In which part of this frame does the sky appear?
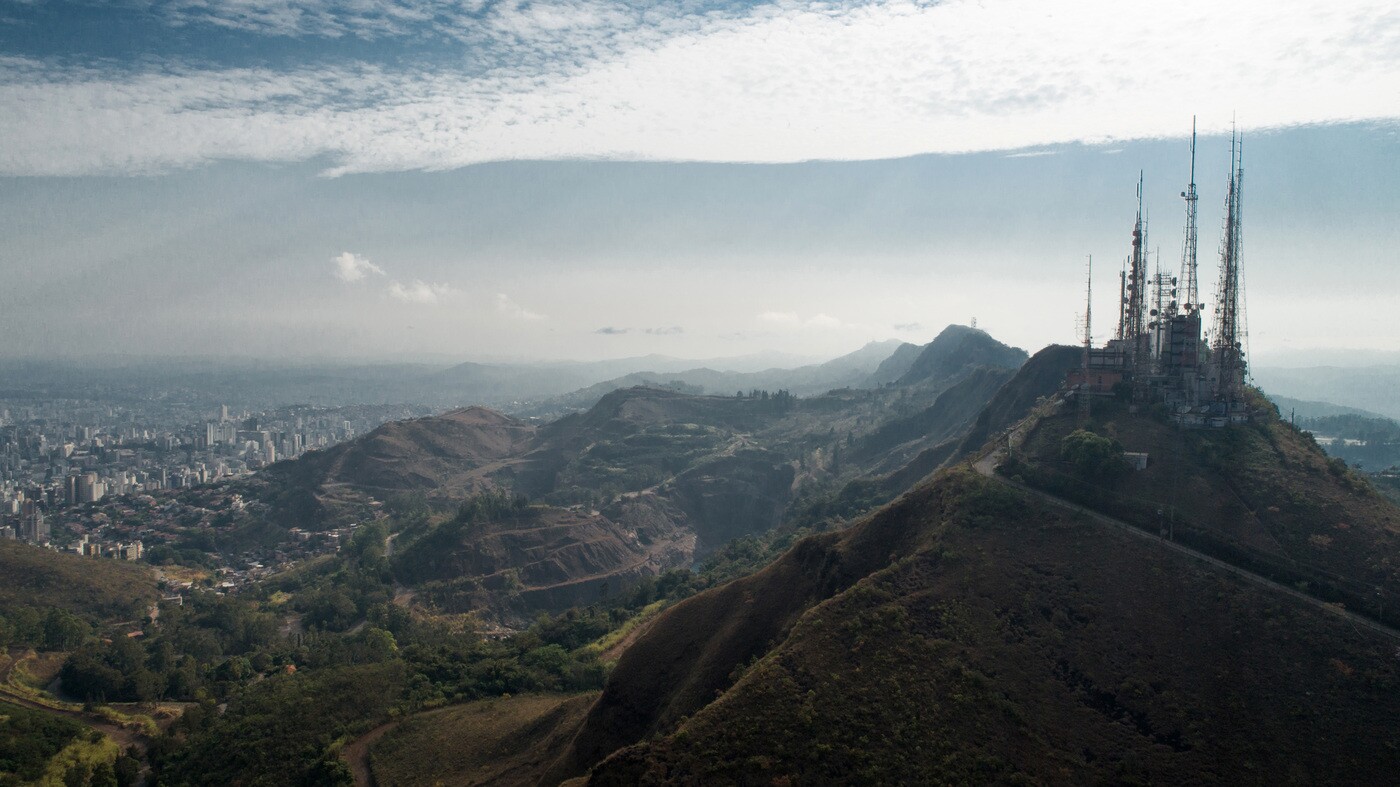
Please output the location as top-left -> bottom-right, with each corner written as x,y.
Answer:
1,0 -> 1397,364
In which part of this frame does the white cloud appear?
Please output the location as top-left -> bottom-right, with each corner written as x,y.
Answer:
2,0 -> 1399,175
495,293 -> 546,320
332,251 -> 383,282
759,311 -> 844,329
387,279 -> 455,303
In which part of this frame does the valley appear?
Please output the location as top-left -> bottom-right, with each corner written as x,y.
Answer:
4,327 -> 1399,786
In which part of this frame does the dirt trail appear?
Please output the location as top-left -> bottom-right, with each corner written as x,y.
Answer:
341,719 -> 400,787
0,685 -> 149,754
2,650 -> 162,784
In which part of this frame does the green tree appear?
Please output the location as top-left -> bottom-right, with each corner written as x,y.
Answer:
1060,429 -> 1132,482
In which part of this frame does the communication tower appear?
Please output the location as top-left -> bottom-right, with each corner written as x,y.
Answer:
1211,131 -> 1247,405
1079,255 -> 1093,425
1178,117 -> 1200,315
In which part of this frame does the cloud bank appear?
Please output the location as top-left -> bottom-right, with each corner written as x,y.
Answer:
2,0 -> 1397,176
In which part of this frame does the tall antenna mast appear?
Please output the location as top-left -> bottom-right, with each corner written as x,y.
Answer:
1117,263 -> 1127,342
1127,172 -> 1148,375
1213,127 -> 1246,404
1080,255 -> 1093,425
1150,247 -> 1170,367
1179,117 -> 1200,314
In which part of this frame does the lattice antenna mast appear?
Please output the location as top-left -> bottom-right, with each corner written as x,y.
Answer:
1213,129 -> 1246,402
1150,248 -> 1170,366
1127,173 -> 1148,371
1079,255 -> 1093,424
1116,263 -> 1127,342
1179,117 -> 1200,315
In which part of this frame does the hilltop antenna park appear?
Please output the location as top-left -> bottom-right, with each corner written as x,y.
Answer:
1067,120 -> 1253,428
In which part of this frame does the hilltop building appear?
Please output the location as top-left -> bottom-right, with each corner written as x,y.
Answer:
1068,123 -> 1253,428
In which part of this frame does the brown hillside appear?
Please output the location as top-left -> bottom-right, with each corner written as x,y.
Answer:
322,406 -> 536,495
1007,394 -> 1400,621
256,406 -> 538,527
369,693 -> 598,787
561,468 -> 1400,784
856,365 -> 1016,473
554,387 -> 769,437
544,473 -> 953,782
0,540 -> 157,624
956,344 -> 1082,458
397,503 -> 693,621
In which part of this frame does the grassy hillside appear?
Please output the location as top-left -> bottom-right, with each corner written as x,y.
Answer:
392,498 -> 692,620
0,540 -> 156,626
566,468 -> 1400,784
956,344 -> 1081,458
368,693 -> 597,786
1003,391 -> 1400,623
256,406 -> 538,526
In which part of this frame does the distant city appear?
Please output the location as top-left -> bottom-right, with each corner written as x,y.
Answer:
0,395 -> 433,563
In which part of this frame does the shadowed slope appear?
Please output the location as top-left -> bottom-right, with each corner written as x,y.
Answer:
566,467 -> 1400,784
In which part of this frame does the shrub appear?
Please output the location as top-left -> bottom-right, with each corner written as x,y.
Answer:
1060,430 -> 1131,483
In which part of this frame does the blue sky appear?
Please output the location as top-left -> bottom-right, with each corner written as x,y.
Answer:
1,0 -> 1398,362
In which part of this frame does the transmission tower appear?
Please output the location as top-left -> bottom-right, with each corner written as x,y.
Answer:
1178,117 -> 1200,315
1126,173 -> 1149,375
1148,252 -> 1173,370
1212,131 -> 1246,403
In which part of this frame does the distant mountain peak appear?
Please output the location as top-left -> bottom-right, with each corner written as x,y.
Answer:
895,324 -> 1028,387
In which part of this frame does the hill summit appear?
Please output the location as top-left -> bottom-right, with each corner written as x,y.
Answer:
897,324 -> 1028,387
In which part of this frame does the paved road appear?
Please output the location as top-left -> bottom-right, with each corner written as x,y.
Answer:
973,446 -> 1400,643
